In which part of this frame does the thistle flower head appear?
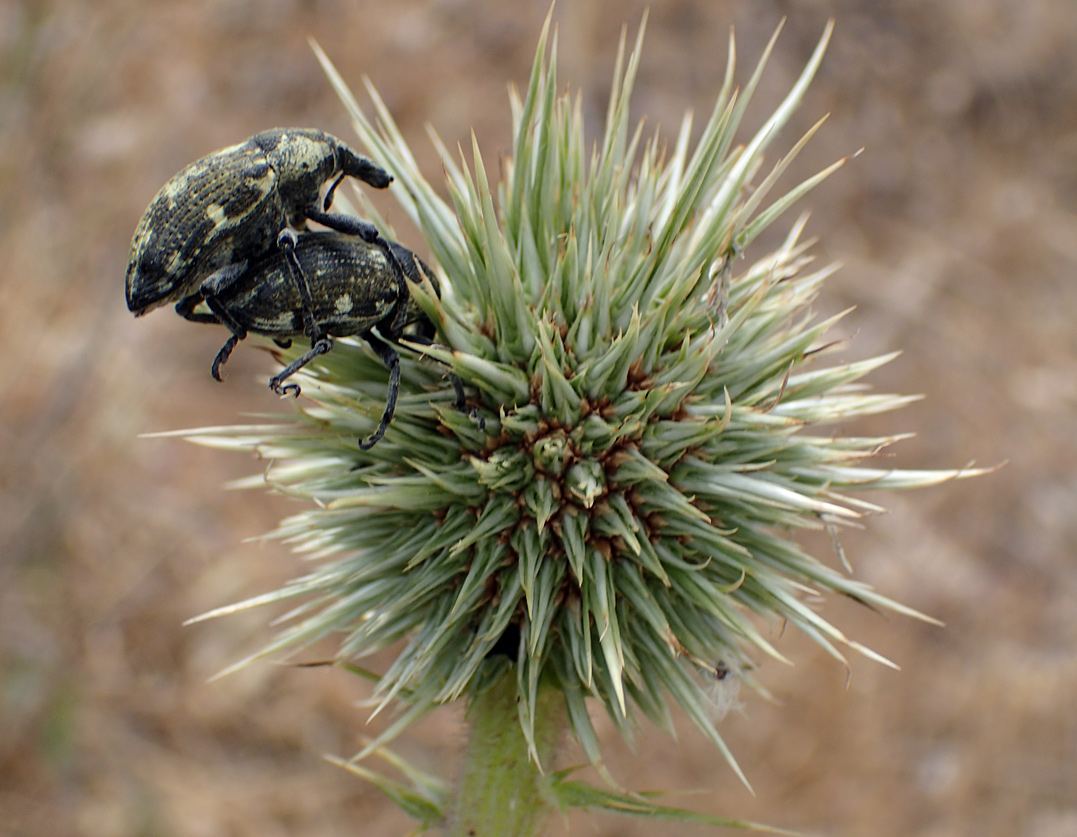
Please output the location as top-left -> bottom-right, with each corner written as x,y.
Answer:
185,16 -> 982,789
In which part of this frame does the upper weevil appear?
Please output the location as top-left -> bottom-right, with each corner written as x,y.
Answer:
125,128 -> 391,322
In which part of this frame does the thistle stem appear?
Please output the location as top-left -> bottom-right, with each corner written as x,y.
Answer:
447,671 -> 566,837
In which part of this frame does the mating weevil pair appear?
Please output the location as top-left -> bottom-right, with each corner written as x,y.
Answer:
126,127 -> 477,448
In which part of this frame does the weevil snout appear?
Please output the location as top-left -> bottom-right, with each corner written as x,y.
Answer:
335,142 -> 393,190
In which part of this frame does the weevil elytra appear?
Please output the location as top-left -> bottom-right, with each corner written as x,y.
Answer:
126,128 -> 392,334
178,219 -> 477,449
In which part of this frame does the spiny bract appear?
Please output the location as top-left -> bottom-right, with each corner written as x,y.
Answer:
182,18 -> 981,785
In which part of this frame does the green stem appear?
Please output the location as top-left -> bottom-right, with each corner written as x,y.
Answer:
446,671 -> 567,837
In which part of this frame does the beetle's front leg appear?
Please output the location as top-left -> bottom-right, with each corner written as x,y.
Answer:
202,295 -> 249,382
303,206 -> 380,243
175,293 -> 219,325
268,337 -> 334,397
322,173 -> 347,213
359,333 -> 401,450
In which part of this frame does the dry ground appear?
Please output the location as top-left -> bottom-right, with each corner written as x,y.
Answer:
1,1 -> 1074,835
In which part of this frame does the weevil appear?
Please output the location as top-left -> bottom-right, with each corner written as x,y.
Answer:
179,219 -> 477,449
126,128 -> 392,340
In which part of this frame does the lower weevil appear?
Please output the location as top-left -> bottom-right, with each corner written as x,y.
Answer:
179,221 -> 477,449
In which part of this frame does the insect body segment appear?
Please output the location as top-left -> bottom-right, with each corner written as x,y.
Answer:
125,128 -> 391,317
204,233 -> 426,343
185,230 -> 447,449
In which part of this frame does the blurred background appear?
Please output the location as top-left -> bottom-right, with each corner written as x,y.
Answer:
1,1 -> 1074,835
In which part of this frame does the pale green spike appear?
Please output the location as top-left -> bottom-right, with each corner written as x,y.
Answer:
815,462 -> 995,489
609,446 -> 670,486
535,319 -> 583,422
521,478 -> 558,533
508,9 -> 555,230
448,496 -> 520,557
468,136 -> 533,355
559,509 -> 588,583
784,351 -> 902,396
592,494 -> 642,557
579,311 -> 642,398
447,352 -> 531,403
512,524 -> 540,605
597,15 -> 648,200
734,114 -> 830,229
325,483 -> 452,511
775,392 -> 924,423
587,549 -> 627,716
740,152 -> 854,250
565,600 -> 594,690
528,560 -> 564,657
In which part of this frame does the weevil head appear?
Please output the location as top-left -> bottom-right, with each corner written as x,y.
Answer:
257,129 -> 392,227
386,242 -> 440,339
390,243 -> 441,301
256,128 -> 340,217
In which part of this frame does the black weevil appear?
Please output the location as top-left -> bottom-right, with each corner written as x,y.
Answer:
126,128 -> 392,340
179,220 -> 476,449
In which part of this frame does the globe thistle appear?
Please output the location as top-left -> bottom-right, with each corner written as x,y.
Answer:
178,15 -> 984,834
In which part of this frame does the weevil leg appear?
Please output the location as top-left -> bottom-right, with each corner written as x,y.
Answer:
268,336 -> 334,398
273,338 -> 293,349
323,172 -> 347,211
204,295 -> 247,338
303,207 -> 379,244
358,333 -> 401,450
199,262 -> 248,297
202,296 -> 249,381
379,243 -> 413,338
211,334 -> 242,382
276,228 -> 320,341
400,333 -> 485,431
447,372 -> 486,430
175,293 -> 219,325
451,374 -> 485,430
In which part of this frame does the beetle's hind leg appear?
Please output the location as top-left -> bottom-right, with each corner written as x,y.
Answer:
268,336 -> 334,398
358,333 -> 401,450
